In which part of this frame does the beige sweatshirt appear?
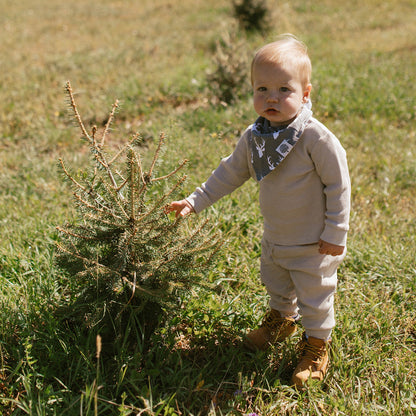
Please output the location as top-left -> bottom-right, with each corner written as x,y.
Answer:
186,115 -> 350,247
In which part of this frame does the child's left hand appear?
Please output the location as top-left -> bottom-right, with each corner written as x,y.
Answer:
318,239 -> 344,256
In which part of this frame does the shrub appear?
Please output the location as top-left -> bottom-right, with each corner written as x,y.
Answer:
56,82 -> 222,348
206,30 -> 251,104
232,0 -> 271,34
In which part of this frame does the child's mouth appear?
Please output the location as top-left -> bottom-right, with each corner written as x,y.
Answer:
266,108 -> 279,115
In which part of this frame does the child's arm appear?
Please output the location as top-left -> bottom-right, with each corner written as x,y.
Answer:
167,199 -> 195,218
169,130 -> 252,216
310,128 -> 350,249
318,239 -> 344,256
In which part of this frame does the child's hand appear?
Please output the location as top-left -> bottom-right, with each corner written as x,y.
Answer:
318,239 -> 344,256
166,199 -> 195,218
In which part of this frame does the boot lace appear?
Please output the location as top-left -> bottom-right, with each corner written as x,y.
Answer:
261,312 -> 282,329
298,338 -> 326,364
261,311 -> 296,336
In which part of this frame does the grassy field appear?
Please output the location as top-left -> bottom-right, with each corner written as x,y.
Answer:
1,0 -> 416,414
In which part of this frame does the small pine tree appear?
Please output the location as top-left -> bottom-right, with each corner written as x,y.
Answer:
206,30 -> 251,104
57,81 -> 222,348
232,0 -> 271,34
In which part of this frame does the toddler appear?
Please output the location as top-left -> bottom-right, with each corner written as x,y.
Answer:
168,34 -> 350,387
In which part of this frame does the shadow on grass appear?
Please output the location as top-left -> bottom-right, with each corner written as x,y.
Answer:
121,317 -> 300,414
1,291 -> 301,415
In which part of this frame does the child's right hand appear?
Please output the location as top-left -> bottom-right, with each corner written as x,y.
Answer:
166,199 -> 195,218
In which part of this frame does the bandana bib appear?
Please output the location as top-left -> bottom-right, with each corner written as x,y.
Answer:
249,104 -> 312,181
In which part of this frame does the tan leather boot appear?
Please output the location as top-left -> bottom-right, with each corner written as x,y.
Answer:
291,333 -> 330,387
244,309 -> 297,352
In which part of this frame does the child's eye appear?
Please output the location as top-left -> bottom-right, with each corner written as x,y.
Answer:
257,87 -> 267,92
280,87 -> 291,93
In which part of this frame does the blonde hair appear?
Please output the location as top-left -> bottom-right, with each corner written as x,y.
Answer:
251,34 -> 312,87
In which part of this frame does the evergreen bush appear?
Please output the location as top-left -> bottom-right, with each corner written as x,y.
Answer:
232,0 -> 271,34
56,82 -> 222,349
206,30 -> 251,105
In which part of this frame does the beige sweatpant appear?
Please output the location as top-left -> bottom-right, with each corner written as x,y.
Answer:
260,238 -> 346,340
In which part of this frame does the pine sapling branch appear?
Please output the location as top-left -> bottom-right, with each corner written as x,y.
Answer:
131,175 -> 187,226
127,150 -> 137,222
127,145 -> 146,191
100,100 -> 119,148
152,159 -> 188,182
65,81 -> 93,144
84,212 -> 126,229
65,81 -> 123,199
99,179 -> 129,219
93,151 -> 122,197
147,133 -> 165,181
56,226 -> 103,241
59,158 -> 89,193
73,192 -> 125,220
91,125 -> 97,141
108,135 -> 139,166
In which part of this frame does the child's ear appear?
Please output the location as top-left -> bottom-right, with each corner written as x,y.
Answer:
303,84 -> 312,102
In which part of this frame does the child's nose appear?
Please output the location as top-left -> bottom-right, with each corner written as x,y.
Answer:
266,91 -> 279,102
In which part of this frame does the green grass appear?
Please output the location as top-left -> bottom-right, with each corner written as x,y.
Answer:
1,0 -> 416,414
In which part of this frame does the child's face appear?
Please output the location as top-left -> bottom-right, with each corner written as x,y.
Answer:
252,61 -> 311,127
